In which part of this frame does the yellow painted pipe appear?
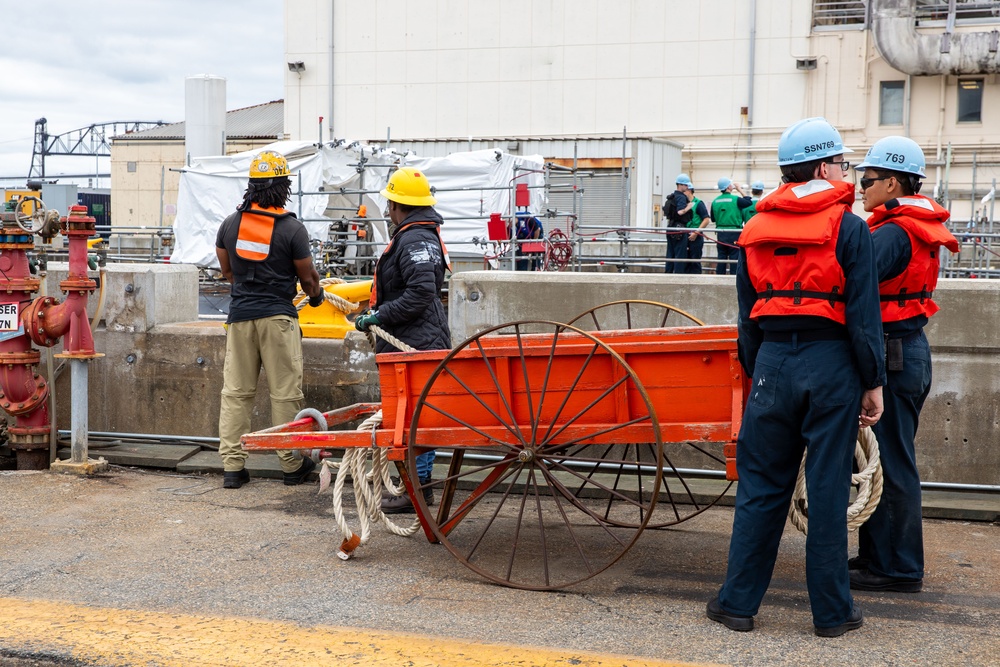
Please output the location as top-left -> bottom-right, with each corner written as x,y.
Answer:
298,279 -> 372,339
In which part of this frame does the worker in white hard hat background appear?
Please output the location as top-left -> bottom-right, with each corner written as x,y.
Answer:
356,166 -> 451,514
215,150 -> 324,490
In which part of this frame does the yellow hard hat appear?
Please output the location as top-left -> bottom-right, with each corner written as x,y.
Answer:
249,151 -> 289,179
381,167 -> 436,206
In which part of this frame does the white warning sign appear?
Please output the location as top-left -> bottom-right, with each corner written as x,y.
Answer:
0,304 -> 18,331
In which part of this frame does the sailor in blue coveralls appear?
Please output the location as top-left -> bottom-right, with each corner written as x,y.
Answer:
706,118 -> 886,637
850,137 -> 959,593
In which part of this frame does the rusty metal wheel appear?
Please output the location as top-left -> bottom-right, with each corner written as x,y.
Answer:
406,320 -> 662,590
566,301 -> 732,529
566,299 -> 705,330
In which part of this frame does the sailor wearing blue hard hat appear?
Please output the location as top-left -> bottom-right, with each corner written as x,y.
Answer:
709,117 -> 885,638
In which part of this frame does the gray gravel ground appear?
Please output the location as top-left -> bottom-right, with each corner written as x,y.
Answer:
1,467 -> 998,666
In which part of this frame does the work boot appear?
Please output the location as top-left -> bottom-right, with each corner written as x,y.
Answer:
850,569 -> 923,593
814,606 -> 864,637
223,469 -> 250,489
380,478 -> 434,514
848,555 -> 870,571
283,456 -> 316,486
706,597 -> 754,632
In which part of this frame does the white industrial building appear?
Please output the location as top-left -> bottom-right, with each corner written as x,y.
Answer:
282,0 -> 1000,232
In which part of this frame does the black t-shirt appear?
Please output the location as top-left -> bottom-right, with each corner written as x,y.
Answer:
215,209 -> 312,324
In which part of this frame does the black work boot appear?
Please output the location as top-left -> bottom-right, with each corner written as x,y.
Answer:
223,469 -> 250,489
283,456 -> 316,486
380,477 -> 434,514
380,491 -> 415,514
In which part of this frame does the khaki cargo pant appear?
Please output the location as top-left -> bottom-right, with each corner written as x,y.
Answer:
218,315 -> 305,474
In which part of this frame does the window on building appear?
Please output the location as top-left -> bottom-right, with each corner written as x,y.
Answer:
958,79 -> 984,123
812,1 -> 867,28
879,81 -> 905,125
916,1 -> 1000,26
127,161 -> 137,173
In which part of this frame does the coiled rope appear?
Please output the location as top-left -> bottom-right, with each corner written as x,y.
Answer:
308,321 -> 422,560
788,426 -> 883,535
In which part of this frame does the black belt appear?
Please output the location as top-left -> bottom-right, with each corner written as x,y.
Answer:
763,329 -> 847,343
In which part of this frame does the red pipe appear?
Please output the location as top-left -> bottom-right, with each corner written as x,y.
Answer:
0,205 -> 98,469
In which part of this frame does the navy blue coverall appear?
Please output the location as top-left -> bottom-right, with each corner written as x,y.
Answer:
665,190 -> 692,273
717,207 -> 886,630
856,222 -> 929,582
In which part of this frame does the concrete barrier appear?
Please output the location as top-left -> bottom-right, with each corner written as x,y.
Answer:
9,263 -> 996,486
450,271 -> 1000,485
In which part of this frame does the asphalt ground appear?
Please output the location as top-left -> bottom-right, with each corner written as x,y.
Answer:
1,466 -> 998,667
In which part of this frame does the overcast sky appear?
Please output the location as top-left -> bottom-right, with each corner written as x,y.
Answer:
0,1 -> 284,184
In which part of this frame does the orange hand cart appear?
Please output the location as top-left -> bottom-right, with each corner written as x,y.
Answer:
243,303 -> 747,591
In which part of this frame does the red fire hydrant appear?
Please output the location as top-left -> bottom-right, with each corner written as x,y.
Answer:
0,204 -> 101,469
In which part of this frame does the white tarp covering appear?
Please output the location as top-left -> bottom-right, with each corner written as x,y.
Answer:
171,140 -> 545,268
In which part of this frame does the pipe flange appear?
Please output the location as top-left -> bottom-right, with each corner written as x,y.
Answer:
1,278 -> 41,293
0,349 -> 41,365
7,426 -> 51,448
1,383 -> 49,416
59,278 -> 97,291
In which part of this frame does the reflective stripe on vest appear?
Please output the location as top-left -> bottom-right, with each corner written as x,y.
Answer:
235,206 -> 285,261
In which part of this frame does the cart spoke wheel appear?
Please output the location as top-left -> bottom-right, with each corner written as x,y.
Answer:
564,300 -> 732,529
407,320 -> 662,590
555,441 -> 733,529
566,299 -> 705,331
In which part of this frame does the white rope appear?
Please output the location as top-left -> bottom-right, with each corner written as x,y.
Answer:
788,426 -> 884,535
293,276 -> 364,316
316,327 -> 421,560
319,409 -> 421,560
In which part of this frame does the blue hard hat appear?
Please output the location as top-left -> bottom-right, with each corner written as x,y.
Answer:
854,136 -> 926,178
751,180 -> 765,191
718,177 -> 733,191
675,173 -> 692,187
777,117 -> 854,166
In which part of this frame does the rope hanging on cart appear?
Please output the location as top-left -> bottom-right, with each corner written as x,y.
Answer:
788,426 -> 884,535
317,327 -> 422,560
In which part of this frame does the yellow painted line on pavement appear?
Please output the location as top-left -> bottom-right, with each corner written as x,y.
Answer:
0,597 -> 727,667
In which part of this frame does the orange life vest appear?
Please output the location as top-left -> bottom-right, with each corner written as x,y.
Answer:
741,180 -> 856,323
370,221 -> 451,306
235,205 -> 287,261
867,195 -> 959,322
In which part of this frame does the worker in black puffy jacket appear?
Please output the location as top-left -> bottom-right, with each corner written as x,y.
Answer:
355,166 -> 451,512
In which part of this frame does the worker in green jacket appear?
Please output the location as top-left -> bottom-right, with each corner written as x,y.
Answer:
711,177 -> 753,275
742,180 -> 766,224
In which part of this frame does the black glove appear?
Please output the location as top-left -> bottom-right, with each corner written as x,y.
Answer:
354,311 -> 380,332
308,292 -> 324,308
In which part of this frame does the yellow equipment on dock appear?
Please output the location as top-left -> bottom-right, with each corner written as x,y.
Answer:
297,279 -> 372,339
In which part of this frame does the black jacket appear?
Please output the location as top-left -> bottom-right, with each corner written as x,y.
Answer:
373,207 -> 452,353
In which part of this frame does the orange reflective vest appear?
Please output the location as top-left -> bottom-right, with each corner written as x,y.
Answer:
235,205 -> 287,261
741,180 -> 856,323
370,221 -> 451,306
868,195 -> 959,322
